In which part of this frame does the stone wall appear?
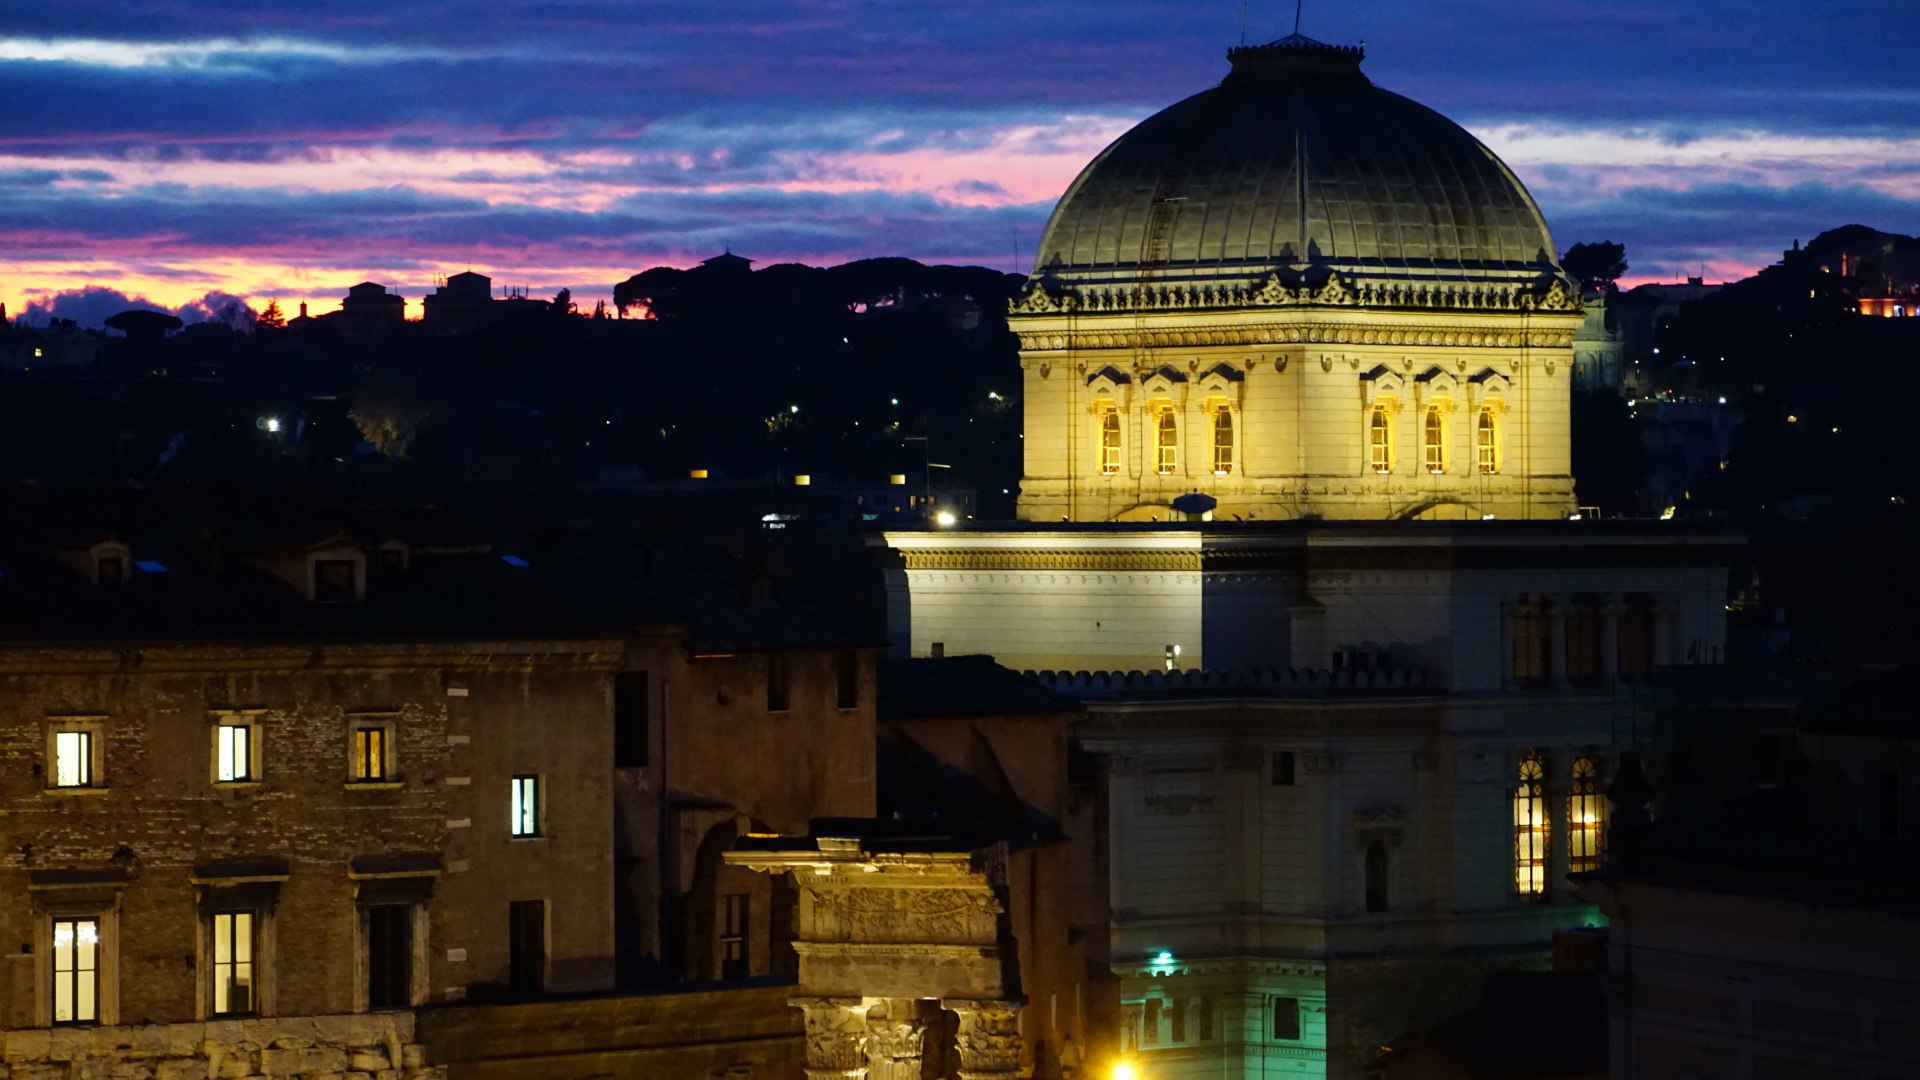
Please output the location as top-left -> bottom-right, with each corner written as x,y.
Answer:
0,1012 -> 440,1080
419,983 -> 803,1080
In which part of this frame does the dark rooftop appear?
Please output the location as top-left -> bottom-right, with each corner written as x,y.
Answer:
878,655 -> 1083,720
1796,662 -> 1920,737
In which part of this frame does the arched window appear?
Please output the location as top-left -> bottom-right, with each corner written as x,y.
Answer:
1369,405 -> 1392,473
1100,407 -> 1122,475
1569,755 -> 1604,873
1424,405 -> 1445,473
1155,408 -> 1178,475
1514,753 -> 1549,898
1477,407 -> 1498,473
1211,407 -> 1234,475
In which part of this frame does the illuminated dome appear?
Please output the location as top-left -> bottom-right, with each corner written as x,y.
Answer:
1033,35 -> 1559,291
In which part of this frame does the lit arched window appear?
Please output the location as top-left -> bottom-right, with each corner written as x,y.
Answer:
1155,408 -> 1178,475
1514,752 -> 1549,897
1569,755 -> 1604,873
1424,405 -> 1445,473
1100,407 -> 1121,475
1211,407 -> 1234,475
1369,405 -> 1392,473
1477,407 -> 1498,473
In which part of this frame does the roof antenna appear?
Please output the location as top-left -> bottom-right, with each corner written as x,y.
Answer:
1294,0 -> 1303,35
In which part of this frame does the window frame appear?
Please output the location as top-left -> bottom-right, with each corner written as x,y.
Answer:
46,716 -> 105,792
1369,404 -> 1392,473
346,716 -> 398,785
1210,404 -> 1234,476
1154,406 -> 1178,475
1514,752 -> 1551,899
719,892 -> 750,979
1098,405 -> 1122,475
211,710 -> 264,786
209,910 -> 257,1016
1423,404 -> 1446,473
1569,755 -> 1605,874
50,915 -> 102,1025
312,557 -> 360,602
1272,996 -> 1302,1041
1476,406 -> 1498,473
509,774 -> 543,838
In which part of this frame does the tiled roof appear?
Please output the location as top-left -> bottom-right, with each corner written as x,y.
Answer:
1796,663 -> 1920,737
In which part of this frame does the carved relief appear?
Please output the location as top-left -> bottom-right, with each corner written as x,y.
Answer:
807,886 -> 1002,945
899,550 -> 1203,572
866,1003 -> 928,1080
795,997 -> 874,1080
945,999 -> 1023,1080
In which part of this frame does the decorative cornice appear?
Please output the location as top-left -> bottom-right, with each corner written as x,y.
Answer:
1012,271 -> 1581,320
1017,322 -> 1575,353
899,549 -> 1202,572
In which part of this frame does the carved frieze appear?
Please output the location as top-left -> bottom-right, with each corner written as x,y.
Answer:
898,550 -> 1203,572
806,885 -> 1003,946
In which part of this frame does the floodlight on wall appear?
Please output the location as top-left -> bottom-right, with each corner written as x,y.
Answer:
935,511 -> 957,526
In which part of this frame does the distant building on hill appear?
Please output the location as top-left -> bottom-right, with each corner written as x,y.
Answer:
331,281 -> 407,338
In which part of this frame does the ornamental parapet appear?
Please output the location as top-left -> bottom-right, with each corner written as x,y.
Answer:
1025,665 -> 1432,695
1010,269 -> 1582,319
1015,322 -> 1576,353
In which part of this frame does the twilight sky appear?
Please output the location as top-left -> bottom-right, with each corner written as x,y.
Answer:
3,0 -> 1917,324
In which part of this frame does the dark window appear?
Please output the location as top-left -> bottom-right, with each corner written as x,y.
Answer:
1143,998 -> 1161,1045
613,671 -> 649,767
1364,841 -> 1389,912
1273,996 -> 1301,1040
96,557 -> 123,583
315,559 -> 357,602
1513,594 -> 1549,688
1273,750 -> 1296,786
766,657 -> 789,712
720,893 -> 749,979
930,642 -> 945,658
1619,593 -> 1656,683
366,904 -> 412,1009
378,547 -> 406,569
835,651 -> 860,710
509,900 -> 546,995
1170,997 -> 1186,1042
1566,595 -> 1604,687
1882,770 -> 1902,838
1199,997 -> 1216,1041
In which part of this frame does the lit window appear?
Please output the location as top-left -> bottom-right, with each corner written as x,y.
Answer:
1514,753 -> 1550,897
215,724 -> 252,783
1569,756 -> 1604,873
210,912 -> 254,1015
1424,405 -> 1445,473
1211,406 -> 1233,475
53,730 -> 93,788
720,893 -> 749,978
1099,407 -> 1121,475
1155,409 -> 1178,474
1477,407 -> 1497,473
1369,405 -> 1391,473
351,726 -> 388,782
510,775 -> 540,837
52,917 -> 99,1023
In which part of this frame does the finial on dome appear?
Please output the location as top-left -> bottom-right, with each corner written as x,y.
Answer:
1225,33 -> 1367,85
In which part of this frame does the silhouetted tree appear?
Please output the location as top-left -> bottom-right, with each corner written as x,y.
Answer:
256,299 -> 287,330
1562,241 -> 1628,293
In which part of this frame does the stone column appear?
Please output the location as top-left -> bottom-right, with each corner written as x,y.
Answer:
1545,594 -> 1570,689
866,999 -> 929,1080
795,996 -> 875,1080
1600,596 -> 1621,685
944,999 -> 1023,1080
1498,600 -> 1516,690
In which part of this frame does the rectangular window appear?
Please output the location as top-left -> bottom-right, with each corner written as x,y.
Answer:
509,900 -> 546,995
1619,593 -> 1657,683
1273,750 -> 1296,786
53,730 -> 93,788
1272,996 -> 1301,1041
1143,998 -> 1161,1045
835,651 -> 860,710
314,559 -> 357,602
351,726 -> 388,782
1369,404 -> 1392,473
1199,996 -> 1216,1041
1364,841 -> 1390,912
1211,408 -> 1233,475
1423,405 -> 1446,473
211,912 -> 254,1015
1100,409 -> 1121,474
96,556 -> 124,583
1477,407 -> 1498,473
766,656 -> 790,712
510,775 -> 541,837
365,904 -> 412,1009
1170,997 -> 1187,1042
613,671 -> 649,767
1566,595 -> 1604,687
1513,595 -> 1549,688
216,724 -> 252,783
720,893 -> 749,979
51,917 -> 99,1024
